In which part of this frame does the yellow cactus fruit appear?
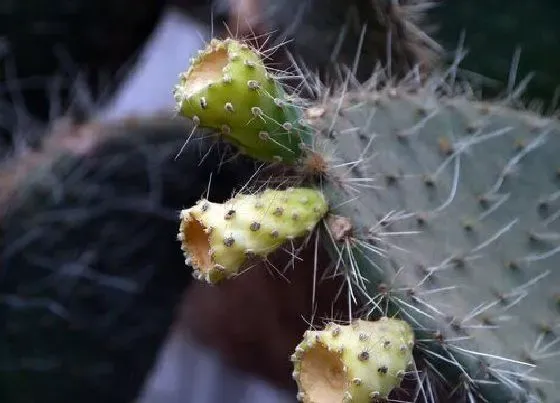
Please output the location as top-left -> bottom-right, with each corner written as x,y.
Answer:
177,187 -> 328,284
292,317 -> 415,402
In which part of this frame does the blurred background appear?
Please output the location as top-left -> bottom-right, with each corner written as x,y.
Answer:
1,1 -> 559,402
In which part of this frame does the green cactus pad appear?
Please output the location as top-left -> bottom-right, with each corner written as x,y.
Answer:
178,187 -> 328,284
173,38 -> 312,163
292,317 -> 414,402
302,82 -> 560,401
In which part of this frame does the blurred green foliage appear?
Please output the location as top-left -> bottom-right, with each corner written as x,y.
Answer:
431,1 -> 560,108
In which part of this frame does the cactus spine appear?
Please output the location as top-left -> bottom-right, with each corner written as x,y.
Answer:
175,36 -> 560,402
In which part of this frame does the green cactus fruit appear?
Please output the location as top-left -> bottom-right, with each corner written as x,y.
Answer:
178,187 -> 328,284
291,317 -> 414,402
173,38 -> 313,163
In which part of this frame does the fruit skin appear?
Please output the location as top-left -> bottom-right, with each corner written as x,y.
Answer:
178,187 -> 328,284
173,38 -> 312,164
292,317 -> 414,402
0,117 -> 258,402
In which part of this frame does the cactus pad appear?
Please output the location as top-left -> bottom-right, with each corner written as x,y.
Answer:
303,83 -> 560,401
292,317 -> 414,402
173,38 -> 312,163
178,187 -> 328,284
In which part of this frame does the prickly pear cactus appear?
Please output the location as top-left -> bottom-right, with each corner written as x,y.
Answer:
175,37 -> 560,402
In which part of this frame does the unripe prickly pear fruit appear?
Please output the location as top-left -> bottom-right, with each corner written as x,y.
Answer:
178,187 -> 328,284
173,38 -> 312,163
292,317 -> 414,403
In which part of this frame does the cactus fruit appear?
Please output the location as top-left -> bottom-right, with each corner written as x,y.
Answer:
292,317 -> 414,402
0,116 -> 259,402
174,36 -> 560,401
178,187 -> 328,284
173,38 -> 312,163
